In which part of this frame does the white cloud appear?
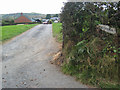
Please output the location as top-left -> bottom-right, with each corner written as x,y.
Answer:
0,0 -> 67,14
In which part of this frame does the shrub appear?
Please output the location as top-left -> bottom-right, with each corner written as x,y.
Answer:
60,2 -> 120,88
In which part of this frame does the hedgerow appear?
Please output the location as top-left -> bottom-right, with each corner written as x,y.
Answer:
60,2 -> 120,88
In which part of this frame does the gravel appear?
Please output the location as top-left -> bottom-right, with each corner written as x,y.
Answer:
2,24 -> 88,88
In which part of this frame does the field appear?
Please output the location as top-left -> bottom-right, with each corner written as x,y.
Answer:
52,23 -> 62,42
1,24 -> 38,42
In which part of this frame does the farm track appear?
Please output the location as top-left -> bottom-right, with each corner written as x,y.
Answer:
2,24 -> 88,88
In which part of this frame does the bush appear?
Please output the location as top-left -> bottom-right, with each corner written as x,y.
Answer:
60,2 -> 120,88
2,19 -> 16,26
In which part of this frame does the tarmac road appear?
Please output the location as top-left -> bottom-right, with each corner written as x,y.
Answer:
2,24 -> 88,88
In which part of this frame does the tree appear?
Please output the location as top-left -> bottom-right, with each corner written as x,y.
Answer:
46,14 -> 51,19
53,14 -> 58,17
2,19 -> 15,26
35,19 -> 42,23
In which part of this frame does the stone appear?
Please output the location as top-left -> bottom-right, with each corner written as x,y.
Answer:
23,82 -> 27,85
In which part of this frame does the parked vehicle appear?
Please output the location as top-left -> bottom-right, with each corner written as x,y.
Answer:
42,20 -> 52,24
43,21 -> 48,24
54,20 -> 58,23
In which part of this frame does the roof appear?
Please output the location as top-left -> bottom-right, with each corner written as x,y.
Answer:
14,14 -> 32,23
15,14 -> 31,21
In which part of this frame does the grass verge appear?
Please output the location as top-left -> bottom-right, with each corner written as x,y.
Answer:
62,63 -> 120,89
52,23 -> 62,42
1,24 -> 38,42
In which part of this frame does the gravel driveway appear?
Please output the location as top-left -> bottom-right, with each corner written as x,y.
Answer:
2,24 -> 88,88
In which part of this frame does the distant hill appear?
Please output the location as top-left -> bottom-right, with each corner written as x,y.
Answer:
1,13 -> 46,20
1,13 -> 60,21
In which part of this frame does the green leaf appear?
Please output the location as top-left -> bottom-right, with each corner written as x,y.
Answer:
113,50 -> 117,53
77,40 -> 86,46
82,28 -> 85,31
114,55 -> 117,57
78,48 -> 85,53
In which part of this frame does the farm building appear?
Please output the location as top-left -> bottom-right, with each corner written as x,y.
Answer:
14,13 -> 32,23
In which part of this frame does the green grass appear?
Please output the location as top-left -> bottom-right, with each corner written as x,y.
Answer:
1,24 -> 38,42
61,37 -> 120,89
62,63 -> 120,89
98,81 -> 120,89
52,23 -> 62,42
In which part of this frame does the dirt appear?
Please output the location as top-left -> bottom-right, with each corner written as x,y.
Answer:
1,24 -> 88,88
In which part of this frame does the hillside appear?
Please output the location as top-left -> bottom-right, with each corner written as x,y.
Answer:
1,13 -> 60,20
1,13 -> 46,20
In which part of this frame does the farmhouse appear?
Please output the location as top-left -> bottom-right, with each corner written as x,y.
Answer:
14,13 -> 32,23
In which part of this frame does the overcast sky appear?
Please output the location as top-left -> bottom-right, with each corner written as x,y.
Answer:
0,0 -> 67,14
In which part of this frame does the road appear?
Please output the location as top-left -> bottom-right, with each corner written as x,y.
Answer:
2,24 -> 88,88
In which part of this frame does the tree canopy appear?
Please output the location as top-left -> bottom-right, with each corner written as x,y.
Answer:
46,14 -> 51,19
